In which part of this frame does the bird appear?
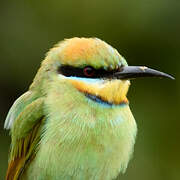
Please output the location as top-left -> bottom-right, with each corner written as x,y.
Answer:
4,37 -> 174,180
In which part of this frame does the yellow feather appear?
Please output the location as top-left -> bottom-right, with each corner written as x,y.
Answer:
69,78 -> 130,104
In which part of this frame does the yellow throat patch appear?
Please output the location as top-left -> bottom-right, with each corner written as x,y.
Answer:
67,78 -> 130,105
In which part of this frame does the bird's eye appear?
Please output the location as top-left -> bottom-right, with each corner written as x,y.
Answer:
83,66 -> 95,77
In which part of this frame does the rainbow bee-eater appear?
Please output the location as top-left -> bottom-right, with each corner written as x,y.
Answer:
4,37 -> 174,180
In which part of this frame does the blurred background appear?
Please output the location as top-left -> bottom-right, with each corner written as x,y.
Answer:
0,0 -> 179,179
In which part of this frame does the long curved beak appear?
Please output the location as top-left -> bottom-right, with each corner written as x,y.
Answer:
113,66 -> 175,80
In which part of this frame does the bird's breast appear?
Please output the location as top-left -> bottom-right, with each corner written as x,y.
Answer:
23,78 -> 137,180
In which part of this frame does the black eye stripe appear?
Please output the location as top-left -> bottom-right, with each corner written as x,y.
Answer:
58,66 -> 84,77
58,65 -> 121,78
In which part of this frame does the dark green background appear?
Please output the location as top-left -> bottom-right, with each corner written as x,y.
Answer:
0,0 -> 179,179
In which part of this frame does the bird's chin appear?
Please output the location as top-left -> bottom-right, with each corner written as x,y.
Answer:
62,76 -> 130,105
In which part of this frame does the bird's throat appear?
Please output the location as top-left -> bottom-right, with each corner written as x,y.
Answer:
69,78 -> 130,105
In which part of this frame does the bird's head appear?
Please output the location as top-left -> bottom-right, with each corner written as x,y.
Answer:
31,37 -> 174,106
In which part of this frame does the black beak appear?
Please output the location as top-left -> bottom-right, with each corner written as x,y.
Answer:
113,66 -> 175,80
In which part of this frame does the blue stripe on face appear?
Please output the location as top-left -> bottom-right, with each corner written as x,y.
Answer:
60,75 -> 104,84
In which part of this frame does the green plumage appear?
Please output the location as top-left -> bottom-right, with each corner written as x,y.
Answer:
20,75 -> 137,180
